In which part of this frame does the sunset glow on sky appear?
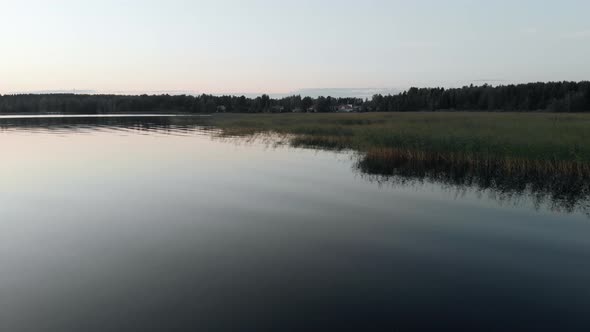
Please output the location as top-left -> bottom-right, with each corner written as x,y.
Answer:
2,0 -> 589,95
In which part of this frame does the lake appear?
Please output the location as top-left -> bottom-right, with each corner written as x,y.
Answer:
2,115 -> 590,331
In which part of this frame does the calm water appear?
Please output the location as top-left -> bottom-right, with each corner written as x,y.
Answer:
2,115 -> 590,331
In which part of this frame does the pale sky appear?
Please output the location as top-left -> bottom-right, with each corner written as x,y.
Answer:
1,0 -> 589,95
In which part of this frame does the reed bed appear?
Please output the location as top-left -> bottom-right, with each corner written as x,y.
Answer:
209,112 -> 590,163
205,112 -> 590,177
360,148 -> 590,179
198,112 -> 590,214
357,147 -> 590,214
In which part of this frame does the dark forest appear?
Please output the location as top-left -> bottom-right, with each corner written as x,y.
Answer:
1,81 -> 589,114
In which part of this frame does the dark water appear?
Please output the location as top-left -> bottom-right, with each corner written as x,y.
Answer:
2,115 -> 590,331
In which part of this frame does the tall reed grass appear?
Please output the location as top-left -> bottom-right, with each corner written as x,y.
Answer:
206,112 -> 590,177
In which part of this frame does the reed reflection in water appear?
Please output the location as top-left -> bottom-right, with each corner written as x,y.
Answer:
1,114 -> 589,216
356,148 -> 590,216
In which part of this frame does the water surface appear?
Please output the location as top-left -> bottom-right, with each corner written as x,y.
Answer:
2,115 -> 590,331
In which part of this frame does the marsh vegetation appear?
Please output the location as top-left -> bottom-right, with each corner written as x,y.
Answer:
205,112 -> 590,213
3,113 -> 589,214
208,112 -> 590,161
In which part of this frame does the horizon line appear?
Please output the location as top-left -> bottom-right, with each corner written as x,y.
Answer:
2,80 -> 589,98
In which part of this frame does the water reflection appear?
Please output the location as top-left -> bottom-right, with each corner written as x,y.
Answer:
356,153 -> 590,217
0,114 -> 214,136
3,115 -> 590,331
2,114 -> 589,217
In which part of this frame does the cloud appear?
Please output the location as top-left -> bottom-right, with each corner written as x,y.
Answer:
562,30 -> 590,40
520,27 -> 538,35
292,88 -> 399,98
7,89 -> 97,95
472,79 -> 507,83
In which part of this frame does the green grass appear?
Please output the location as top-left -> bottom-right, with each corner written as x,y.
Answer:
207,112 -> 590,163
200,112 -> 590,213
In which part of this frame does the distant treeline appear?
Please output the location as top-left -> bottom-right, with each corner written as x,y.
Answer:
1,81 -> 589,114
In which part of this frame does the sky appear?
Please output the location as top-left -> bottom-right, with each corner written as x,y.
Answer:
1,0 -> 589,96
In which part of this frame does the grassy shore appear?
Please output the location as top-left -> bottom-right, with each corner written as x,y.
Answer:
208,112 -> 590,159
203,112 -> 590,179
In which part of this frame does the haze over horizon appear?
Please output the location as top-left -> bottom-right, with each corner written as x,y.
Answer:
2,0 -> 589,96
